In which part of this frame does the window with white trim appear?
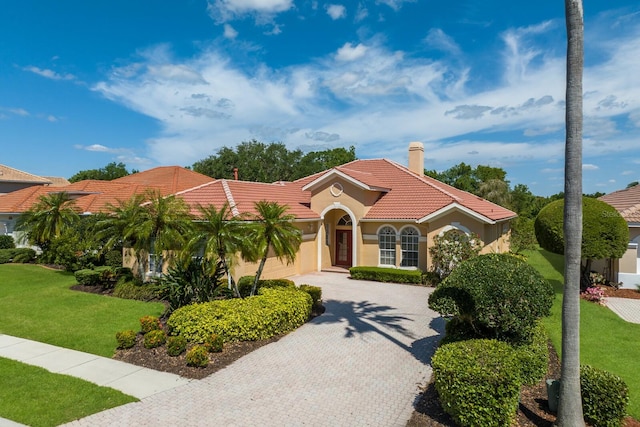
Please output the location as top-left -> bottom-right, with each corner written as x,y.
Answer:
400,227 -> 419,267
378,226 -> 396,266
337,214 -> 352,226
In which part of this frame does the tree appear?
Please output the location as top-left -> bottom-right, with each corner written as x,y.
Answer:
16,192 -> 79,253
250,201 -> 302,296
477,178 -> 511,207
557,0 -> 585,424
295,146 -> 357,178
626,181 -> 638,188
69,162 -> 134,183
425,163 -> 510,201
98,191 -> 193,278
429,229 -> 482,280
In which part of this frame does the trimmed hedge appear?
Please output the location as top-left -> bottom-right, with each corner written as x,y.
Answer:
115,330 -> 137,349
236,276 -> 296,297
512,322 -> 549,386
428,253 -> 554,344
113,280 -> 161,301
0,248 -> 36,264
166,335 -> 187,357
581,365 -> 629,427
431,339 -> 521,427
0,235 -> 15,249
349,266 -> 423,284
74,269 -> 102,286
298,284 -> 322,307
167,287 -> 312,343
143,329 -> 166,349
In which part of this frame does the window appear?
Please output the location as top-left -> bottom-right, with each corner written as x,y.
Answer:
337,214 -> 352,226
148,240 -> 163,276
378,226 -> 396,266
400,227 -> 419,267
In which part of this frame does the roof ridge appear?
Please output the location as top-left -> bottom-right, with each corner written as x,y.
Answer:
0,164 -> 51,184
173,179 -> 219,197
221,180 -> 240,217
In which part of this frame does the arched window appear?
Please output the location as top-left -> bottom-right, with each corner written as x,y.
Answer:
378,226 -> 396,266
337,214 -> 352,226
400,227 -> 419,267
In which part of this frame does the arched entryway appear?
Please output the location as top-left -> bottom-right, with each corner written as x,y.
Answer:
318,204 -> 357,270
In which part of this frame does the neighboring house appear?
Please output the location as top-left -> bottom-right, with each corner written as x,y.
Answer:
0,143 -> 517,279
599,185 -> 640,289
0,164 -> 70,195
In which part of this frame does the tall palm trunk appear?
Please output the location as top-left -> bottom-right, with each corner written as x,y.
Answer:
557,0 -> 585,425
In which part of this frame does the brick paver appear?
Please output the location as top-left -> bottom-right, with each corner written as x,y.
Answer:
606,297 -> 640,324
64,272 -> 443,426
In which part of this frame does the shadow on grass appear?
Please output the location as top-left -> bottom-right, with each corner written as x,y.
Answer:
312,299 -> 444,365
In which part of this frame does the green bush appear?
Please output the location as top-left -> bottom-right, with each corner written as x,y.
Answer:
104,249 -> 123,267
166,335 -> 187,357
298,284 -> 322,307
139,315 -> 162,334
512,322 -> 548,386
186,345 -> 209,367
113,280 -> 161,301
115,330 -> 137,349
431,339 -> 521,427
204,333 -> 224,353
0,249 -> 15,264
74,269 -> 102,286
167,287 -> 312,343
0,235 -> 15,249
581,365 -> 629,427
143,329 -> 166,349
428,253 -> 554,344
236,276 -> 296,297
12,248 -> 36,263
348,266 -> 423,284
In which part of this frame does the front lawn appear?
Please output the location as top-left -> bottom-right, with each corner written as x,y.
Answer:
525,248 -> 640,420
0,264 -> 164,357
0,357 -> 136,426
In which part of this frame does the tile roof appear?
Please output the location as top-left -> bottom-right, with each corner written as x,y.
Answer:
0,164 -> 51,184
599,185 -> 640,223
113,166 -> 214,195
42,176 -> 71,187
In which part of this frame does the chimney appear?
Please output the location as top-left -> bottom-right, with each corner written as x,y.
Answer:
233,167 -> 239,180
408,142 -> 424,176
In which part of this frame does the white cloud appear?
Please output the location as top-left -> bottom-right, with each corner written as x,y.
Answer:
335,42 -> 367,61
9,108 -> 29,116
583,164 -> 599,170
424,28 -> 461,56
23,66 -> 76,81
355,3 -> 368,22
224,24 -> 239,39
207,0 -> 293,23
326,4 -> 346,20
375,0 -> 415,11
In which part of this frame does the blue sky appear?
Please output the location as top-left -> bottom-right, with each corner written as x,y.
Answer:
1,1 -> 639,196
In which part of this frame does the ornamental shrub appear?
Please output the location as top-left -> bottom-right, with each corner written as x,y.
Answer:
512,322 -> 548,386
581,365 -> 629,427
0,235 -> 15,249
0,249 -> 15,264
12,248 -> 36,263
236,276 -> 297,297
186,345 -> 209,367
428,253 -> 554,344
348,266 -> 423,284
166,335 -> 187,357
74,269 -> 102,286
429,229 -> 482,280
113,280 -> 162,301
431,339 -> 521,427
204,333 -> 224,353
115,330 -> 137,349
139,315 -> 162,334
298,284 -> 322,307
143,329 -> 166,349
167,287 -> 312,343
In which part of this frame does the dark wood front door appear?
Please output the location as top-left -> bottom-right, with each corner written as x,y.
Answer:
335,229 -> 352,267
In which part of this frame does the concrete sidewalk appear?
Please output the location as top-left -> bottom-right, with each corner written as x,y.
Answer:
0,335 -> 192,400
606,297 -> 640,324
63,272 -> 442,426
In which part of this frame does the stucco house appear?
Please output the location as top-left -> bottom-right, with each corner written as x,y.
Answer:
599,185 -> 640,289
0,143 -> 516,279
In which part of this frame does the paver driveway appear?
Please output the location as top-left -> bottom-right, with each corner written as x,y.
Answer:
65,272 -> 444,427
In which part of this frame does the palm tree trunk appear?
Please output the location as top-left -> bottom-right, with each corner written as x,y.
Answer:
557,0 -> 585,425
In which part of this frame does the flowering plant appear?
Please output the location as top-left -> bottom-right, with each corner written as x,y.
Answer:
581,286 -> 606,306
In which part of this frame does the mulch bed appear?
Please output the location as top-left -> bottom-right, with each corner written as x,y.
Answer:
601,285 -> 640,300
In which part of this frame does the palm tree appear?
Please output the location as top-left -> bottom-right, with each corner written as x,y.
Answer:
98,191 -> 193,278
16,192 -> 79,252
557,0 -> 585,425
189,203 -> 254,297
250,201 -> 302,296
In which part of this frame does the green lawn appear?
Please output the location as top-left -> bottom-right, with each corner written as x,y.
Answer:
0,357 -> 136,426
0,263 -> 164,357
525,248 -> 640,420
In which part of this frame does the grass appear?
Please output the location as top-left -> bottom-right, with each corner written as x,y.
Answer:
525,248 -> 640,420
0,357 -> 136,426
0,263 -> 164,357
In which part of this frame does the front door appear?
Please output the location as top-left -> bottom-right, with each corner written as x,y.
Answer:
335,229 -> 352,267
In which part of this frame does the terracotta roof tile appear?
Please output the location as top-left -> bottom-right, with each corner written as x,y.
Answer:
0,164 -> 51,184
113,166 -> 213,195
599,185 -> 640,223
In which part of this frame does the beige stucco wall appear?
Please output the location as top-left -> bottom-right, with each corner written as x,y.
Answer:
359,221 -> 429,270
618,245 -> 638,274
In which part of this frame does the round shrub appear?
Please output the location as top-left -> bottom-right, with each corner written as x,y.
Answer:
115,330 -> 137,349
74,269 -> 101,286
428,253 -> 554,344
204,333 -> 224,353
143,329 -> 166,349
166,335 -> 187,357
140,315 -> 162,334
535,197 -> 628,260
167,287 -> 312,343
0,235 -> 15,249
431,339 -> 521,427
512,322 -> 548,386
298,284 -> 322,307
581,365 -> 629,427
186,345 -> 209,367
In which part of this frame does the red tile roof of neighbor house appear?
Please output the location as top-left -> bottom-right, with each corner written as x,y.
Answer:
0,164 -> 52,185
599,184 -> 640,223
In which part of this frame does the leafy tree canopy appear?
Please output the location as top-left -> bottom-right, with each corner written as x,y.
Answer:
69,162 -> 135,183
192,140 -> 356,182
